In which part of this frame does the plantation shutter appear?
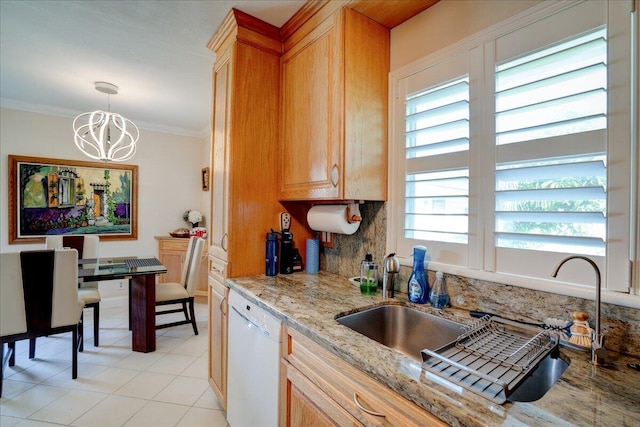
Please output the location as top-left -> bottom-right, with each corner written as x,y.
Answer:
494,28 -> 608,257
398,52 -> 473,266
490,0 -> 632,292
391,0 -> 632,293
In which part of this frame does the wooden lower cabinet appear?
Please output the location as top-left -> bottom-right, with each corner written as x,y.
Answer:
281,360 -> 361,427
280,327 -> 447,427
208,257 -> 228,409
155,236 -> 208,297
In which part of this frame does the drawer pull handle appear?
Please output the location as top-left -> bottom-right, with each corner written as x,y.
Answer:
220,298 -> 227,315
221,233 -> 228,252
353,393 -> 385,417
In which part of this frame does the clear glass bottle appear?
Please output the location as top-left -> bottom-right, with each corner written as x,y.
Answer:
408,246 -> 429,304
429,271 -> 449,308
360,253 -> 378,295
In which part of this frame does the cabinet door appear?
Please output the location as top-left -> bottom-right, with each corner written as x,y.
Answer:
280,8 -> 388,202
280,15 -> 341,200
281,360 -> 361,427
194,252 -> 209,296
208,260 -> 228,409
210,51 -> 231,261
159,252 -> 184,283
285,327 -> 447,427
157,239 -> 187,284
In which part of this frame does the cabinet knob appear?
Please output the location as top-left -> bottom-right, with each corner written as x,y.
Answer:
330,164 -> 339,187
353,392 -> 386,417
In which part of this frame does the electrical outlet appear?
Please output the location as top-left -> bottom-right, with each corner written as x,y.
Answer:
320,231 -> 334,248
118,281 -> 124,289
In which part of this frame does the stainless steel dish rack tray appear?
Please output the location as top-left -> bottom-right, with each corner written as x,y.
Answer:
421,316 -> 557,404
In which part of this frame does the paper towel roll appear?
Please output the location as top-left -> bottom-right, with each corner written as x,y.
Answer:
306,238 -> 320,274
307,205 -> 360,235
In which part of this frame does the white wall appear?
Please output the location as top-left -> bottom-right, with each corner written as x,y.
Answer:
0,108 -> 210,260
390,0 -> 541,71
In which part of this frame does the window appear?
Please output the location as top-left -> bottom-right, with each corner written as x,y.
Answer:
405,77 -> 470,245
494,28 -> 608,257
390,0 -> 635,296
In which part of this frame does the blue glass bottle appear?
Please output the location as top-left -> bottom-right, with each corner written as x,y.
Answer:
408,246 -> 429,304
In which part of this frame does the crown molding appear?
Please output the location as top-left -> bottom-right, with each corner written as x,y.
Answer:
0,98 -> 209,139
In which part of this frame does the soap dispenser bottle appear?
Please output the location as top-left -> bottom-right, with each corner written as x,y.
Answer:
408,246 -> 429,304
429,271 -> 449,308
360,253 -> 378,295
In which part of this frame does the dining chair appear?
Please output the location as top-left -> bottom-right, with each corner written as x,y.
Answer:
46,235 -> 101,347
155,236 -> 205,335
0,249 -> 83,397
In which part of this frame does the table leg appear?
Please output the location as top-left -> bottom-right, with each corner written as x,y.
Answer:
128,279 -> 132,331
131,274 -> 156,352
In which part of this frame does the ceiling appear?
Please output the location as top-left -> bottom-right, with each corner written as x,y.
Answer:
0,0 -> 307,138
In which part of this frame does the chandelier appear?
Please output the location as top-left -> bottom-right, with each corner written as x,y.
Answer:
73,82 -> 139,162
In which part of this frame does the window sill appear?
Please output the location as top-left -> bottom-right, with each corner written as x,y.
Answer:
398,257 -> 640,310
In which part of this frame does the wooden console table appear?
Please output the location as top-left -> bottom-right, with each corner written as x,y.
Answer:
155,236 -> 208,297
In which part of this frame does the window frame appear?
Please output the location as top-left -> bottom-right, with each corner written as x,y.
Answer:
388,0 -> 638,308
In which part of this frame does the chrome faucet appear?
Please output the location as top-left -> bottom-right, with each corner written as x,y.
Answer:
551,255 -> 608,366
382,253 -> 400,299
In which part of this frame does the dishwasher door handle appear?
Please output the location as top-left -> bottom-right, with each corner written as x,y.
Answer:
231,305 -> 270,337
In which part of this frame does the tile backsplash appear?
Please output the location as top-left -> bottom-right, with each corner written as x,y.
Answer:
321,201 -> 640,356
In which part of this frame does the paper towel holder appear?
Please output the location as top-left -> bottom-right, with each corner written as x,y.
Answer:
346,203 -> 362,224
307,201 -> 363,236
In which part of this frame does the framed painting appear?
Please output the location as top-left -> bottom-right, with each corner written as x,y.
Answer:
8,155 -> 138,243
201,167 -> 210,191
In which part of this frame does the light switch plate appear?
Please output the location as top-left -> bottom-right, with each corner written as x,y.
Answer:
280,212 -> 291,233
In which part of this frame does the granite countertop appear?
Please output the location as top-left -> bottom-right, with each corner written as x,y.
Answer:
227,272 -> 640,427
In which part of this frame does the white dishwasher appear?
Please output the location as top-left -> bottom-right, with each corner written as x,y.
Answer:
227,289 -> 281,427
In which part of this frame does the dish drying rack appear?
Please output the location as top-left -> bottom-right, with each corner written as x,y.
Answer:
421,315 -> 557,404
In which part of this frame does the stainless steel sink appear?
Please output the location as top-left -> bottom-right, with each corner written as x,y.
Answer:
507,350 -> 570,402
336,304 -> 463,360
336,304 -> 570,403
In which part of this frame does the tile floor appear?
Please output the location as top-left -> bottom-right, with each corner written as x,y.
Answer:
0,296 -> 229,427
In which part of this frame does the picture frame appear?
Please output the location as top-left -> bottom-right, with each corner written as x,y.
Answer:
201,166 -> 210,191
8,155 -> 138,243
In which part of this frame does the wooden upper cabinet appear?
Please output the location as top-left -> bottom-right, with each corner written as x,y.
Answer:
208,9 -> 283,277
279,7 -> 389,201
209,51 -> 231,262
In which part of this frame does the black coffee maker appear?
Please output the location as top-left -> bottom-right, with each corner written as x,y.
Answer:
279,212 -> 294,274
291,248 -> 304,272
279,231 -> 294,274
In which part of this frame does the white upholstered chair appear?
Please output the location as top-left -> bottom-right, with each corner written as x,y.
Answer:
46,235 -> 101,347
155,236 -> 205,335
0,249 -> 83,397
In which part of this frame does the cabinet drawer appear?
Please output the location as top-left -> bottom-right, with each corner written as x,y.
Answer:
284,328 -> 446,427
160,238 -> 189,251
209,256 -> 227,284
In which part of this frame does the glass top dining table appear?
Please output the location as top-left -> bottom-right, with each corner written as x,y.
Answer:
78,257 -> 167,280
79,257 -> 167,353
